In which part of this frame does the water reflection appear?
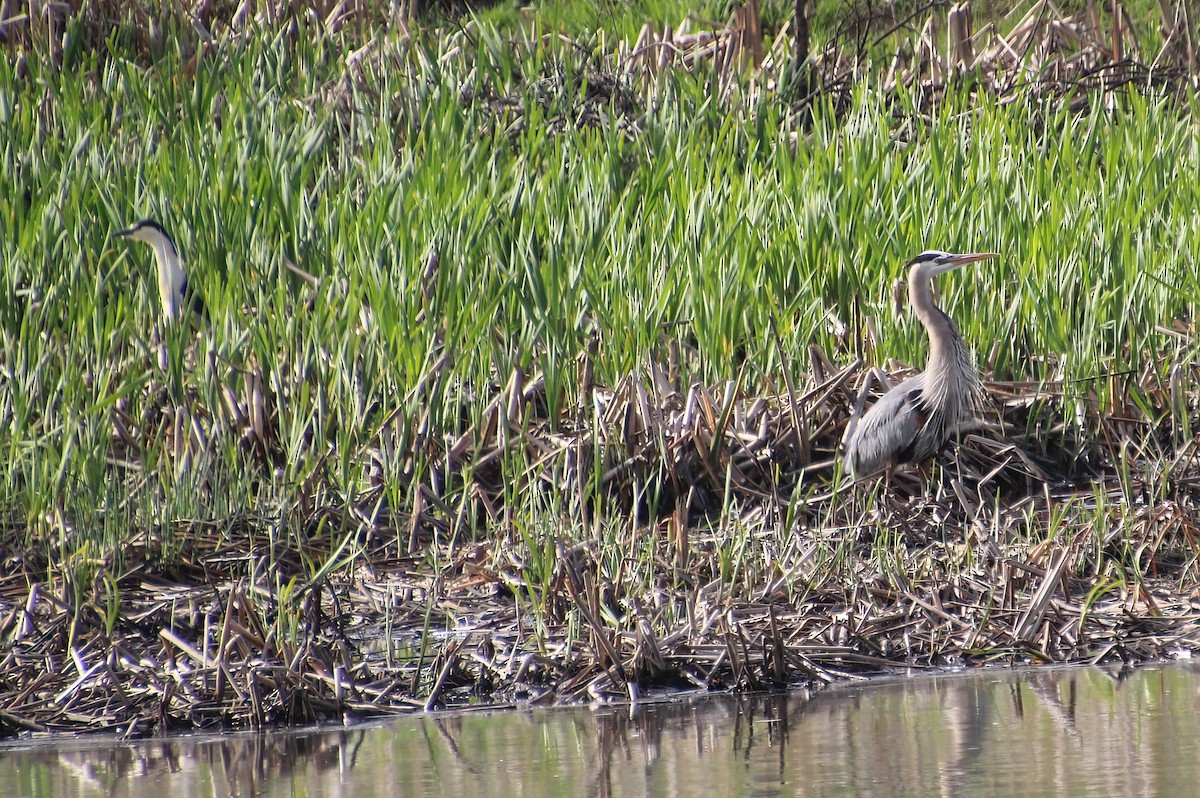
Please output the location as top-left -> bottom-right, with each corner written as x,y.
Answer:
4,664 -> 1198,797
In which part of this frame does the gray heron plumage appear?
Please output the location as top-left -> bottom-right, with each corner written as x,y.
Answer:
115,218 -> 208,324
843,250 -> 997,479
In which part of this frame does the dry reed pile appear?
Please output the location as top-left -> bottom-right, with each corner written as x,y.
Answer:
3,0 -> 1197,99
553,0 -> 1198,105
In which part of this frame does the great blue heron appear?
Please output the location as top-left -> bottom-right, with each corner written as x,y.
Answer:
843,250 -> 997,479
115,219 -> 208,324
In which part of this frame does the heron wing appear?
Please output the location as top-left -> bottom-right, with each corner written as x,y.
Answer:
182,277 -> 209,323
844,376 -> 939,477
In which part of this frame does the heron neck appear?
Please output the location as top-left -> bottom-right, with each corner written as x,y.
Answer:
909,271 -> 971,399
151,239 -> 186,318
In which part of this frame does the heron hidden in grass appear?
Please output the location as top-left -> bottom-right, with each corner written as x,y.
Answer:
843,250 -> 997,480
115,218 -> 208,324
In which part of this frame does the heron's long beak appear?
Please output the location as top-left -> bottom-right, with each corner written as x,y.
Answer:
114,227 -> 135,239
935,251 -> 997,274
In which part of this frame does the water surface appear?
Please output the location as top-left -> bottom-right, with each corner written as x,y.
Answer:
4,664 -> 1198,797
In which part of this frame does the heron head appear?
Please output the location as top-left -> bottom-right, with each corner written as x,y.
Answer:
115,218 -> 176,251
907,250 -> 997,279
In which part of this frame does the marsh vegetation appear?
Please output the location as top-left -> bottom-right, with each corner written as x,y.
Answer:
1,0 -> 1199,735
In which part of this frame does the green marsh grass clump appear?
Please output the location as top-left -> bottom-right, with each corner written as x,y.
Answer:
4,30 -> 1197,528
2,17 -> 1200,732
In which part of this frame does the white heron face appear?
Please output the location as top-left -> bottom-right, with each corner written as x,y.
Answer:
115,219 -> 177,253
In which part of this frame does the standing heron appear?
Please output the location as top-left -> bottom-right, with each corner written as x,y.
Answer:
843,250 -> 997,479
115,218 -> 208,324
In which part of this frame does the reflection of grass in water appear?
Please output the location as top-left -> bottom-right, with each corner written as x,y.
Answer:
1,4 -> 1199,733
2,670 -> 1196,792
